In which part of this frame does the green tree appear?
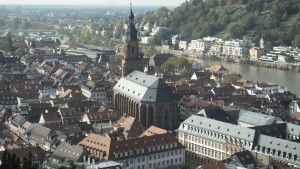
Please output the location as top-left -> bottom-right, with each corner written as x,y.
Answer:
113,19 -> 124,39
293,34 -> 300,48
81,27 -> 90,40
156,6 -> 170,18
112,55 -> 122,64
162,57 -> 189,70
179,67 -> 189,77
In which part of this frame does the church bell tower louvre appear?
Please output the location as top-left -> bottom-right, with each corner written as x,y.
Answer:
121,4 -> 144,77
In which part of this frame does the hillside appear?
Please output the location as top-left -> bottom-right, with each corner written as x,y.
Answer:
146,0 -> 300,48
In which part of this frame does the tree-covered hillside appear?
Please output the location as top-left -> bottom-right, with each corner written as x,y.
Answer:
146,0 -> 300,47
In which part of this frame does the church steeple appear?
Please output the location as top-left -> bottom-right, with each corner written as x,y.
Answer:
121,3 -> 144,77
129,3 -> 134,20
125,3 -> 138,42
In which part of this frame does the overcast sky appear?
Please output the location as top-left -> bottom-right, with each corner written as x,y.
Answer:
0,0 -> 186,6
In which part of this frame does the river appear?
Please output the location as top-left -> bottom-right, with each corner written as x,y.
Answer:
194,58 -> 300,96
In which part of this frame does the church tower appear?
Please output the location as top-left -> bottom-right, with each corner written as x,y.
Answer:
121,4 -> 144,77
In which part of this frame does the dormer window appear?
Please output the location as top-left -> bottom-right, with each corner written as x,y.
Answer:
136,150 -> 140,154
141,149 -> 144,153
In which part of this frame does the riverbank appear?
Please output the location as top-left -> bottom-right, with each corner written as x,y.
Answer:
186,57 -> 300,96
160,47 -> 300,73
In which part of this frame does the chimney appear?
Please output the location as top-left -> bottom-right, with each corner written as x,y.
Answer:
88,156 -> 90,165
83,155 -> 86,162
92,158 -> 95,165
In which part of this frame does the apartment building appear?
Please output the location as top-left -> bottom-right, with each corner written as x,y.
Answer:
78,133 -> 185,169
188,39 -> 210,52
177,114 -> 300,168
222,39 -> 249,59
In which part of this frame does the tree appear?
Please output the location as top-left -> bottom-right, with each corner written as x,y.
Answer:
0,35 -> 15,52
293,34 -> 300,48
81,27 -> 90,40
162,57 -> 189,70
112,55 -> 122,64
179,67 -> 189,77
113,19 -> 124,39
156,6 -> 170,18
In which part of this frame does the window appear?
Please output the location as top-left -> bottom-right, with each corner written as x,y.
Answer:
142,157 -> 145,162
149,156 -> 152,161
141,149 -> 144,153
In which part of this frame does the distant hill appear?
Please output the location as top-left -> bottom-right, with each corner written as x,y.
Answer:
146,0 -> 300,48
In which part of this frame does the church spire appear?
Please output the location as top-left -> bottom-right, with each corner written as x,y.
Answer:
125,2 -> 138,41
129,2 -> 134,20
121,2 -> 144,77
